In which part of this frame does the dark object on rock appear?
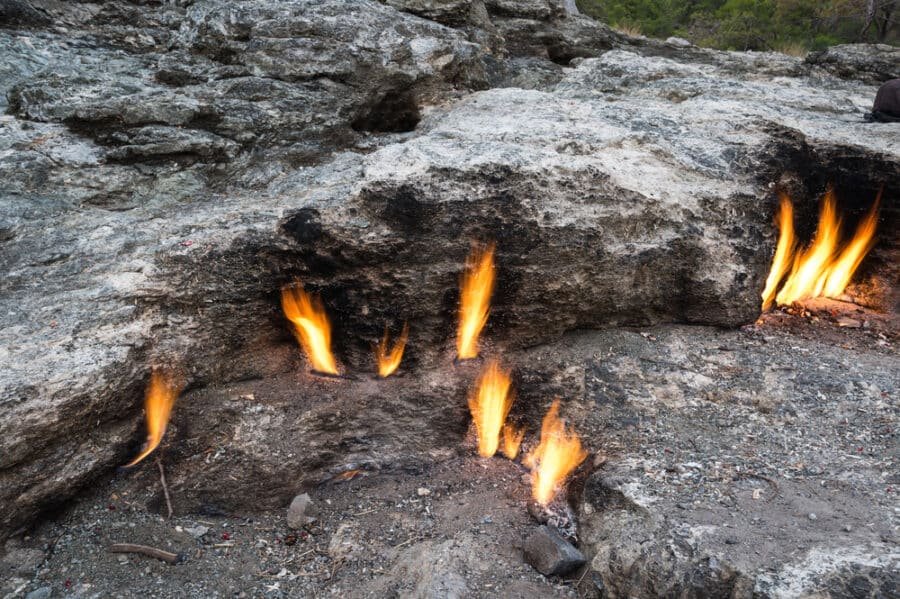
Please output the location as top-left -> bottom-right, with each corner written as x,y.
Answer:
523,525 -> 586,576
870,78 -> 900,122
0,0 -> 49,26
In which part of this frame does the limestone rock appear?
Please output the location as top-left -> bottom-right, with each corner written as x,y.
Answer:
0,0 -> 897,546
805,43 -> 900,84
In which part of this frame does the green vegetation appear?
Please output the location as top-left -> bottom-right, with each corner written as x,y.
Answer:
577,0 -> 899,52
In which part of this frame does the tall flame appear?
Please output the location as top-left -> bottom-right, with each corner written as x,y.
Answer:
281,284 -> 339,375
125,369 -> 182,467
374,322 -> 408,378
501,425 -> 524,460
456,242 -> 495,360
760,193 -> 797,310
820,191 -> 880,298
762,189 -> 879,309
467,359 -> 514,458
527,400 -> 587,506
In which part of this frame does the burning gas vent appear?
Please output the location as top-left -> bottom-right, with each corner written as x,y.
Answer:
761,187 -> 882,310
127,240 -> 589,516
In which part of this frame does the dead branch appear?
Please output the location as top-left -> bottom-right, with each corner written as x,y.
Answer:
157,455 -> 173,519
109,543 -> 182,564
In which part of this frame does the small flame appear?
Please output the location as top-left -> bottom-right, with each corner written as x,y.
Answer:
501,425 -> 524,460
762,189 -> 880,309
125,369 -> 182,467
281,284 -> 339,375
374,322 -> 408,378
527,399 -> 587,506
456,242 -> 495,360
467,358 -> 514,458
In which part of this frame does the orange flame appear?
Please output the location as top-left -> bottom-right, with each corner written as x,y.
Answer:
374,322 -> 408,378
125,369 -> 182,467
501,425 -> 524,460
467,359 -> 514,458
281,284 -> 339,374
456,242 -> 495,360
760,193 -> 797,310
527,400 -> 587,506
762,189 -> 879,309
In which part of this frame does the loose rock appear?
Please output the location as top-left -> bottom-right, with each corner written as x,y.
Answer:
522,525 -> 586,576
286,493 -> 317,529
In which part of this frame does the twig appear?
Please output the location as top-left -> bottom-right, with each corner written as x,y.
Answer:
573,565 -> 590,589
157,455 -> 173,519
109,543 -> 181,564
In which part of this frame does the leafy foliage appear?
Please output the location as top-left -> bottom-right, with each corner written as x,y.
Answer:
577,0 -> 898,51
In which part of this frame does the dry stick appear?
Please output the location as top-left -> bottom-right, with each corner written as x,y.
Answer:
157,455 -> 173,518
109,543 -> 181,564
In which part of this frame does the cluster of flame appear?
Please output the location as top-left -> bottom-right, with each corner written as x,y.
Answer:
127,242 -> 588,507
458,245 -> 587,507
761,189 -> 880,310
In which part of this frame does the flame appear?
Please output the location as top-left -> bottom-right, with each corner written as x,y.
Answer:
527,400 -> 587,506
125,369 -> 182,467
820,192 -> 880,298
760,193 -> 797,310
456,242 -> 495,360
762,189 -> 879,309
281,284 -> 339,375
501,425 -> 524,460
374,322 -> 408,377
467,359 -> 514,458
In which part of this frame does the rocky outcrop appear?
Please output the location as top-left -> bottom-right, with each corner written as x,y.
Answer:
806,43 -> 900,84
1,0 -> 897,561
575,326 -> 898,598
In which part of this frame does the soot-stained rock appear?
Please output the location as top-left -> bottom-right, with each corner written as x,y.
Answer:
1,0 -> 898,546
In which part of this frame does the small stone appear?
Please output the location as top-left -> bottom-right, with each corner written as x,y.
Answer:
183,525 -> 209,539
843,524 -> 852,532
117,555 -> 129,564
523,525 -> 586,576
287,493 -> 318,529
25,588 -> 52,599
416,487 -> 431,496
836,317 -> 862,328
666,36 -> 692,47
808,513 -> 817,521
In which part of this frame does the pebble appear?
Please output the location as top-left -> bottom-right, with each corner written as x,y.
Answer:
522,525 -> 586,576
183,525 -> 210,539
286,493 -> 318,529
416,487 -> 431,496
808,513 -> 817,521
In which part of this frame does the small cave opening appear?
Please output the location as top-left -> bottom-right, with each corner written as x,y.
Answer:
759,145 -> 899,328
351,89 -> 422,134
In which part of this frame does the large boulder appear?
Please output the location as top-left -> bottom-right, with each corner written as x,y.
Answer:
1,1 -> 898,547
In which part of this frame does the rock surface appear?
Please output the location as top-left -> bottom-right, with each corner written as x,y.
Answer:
0,0 -> 897,576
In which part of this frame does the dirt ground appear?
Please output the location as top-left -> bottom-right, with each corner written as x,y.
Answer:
5,456 -> 582,599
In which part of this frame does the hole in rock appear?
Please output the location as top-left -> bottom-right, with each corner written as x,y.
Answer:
758,148 -> 898,333
351,90 -> 421,133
